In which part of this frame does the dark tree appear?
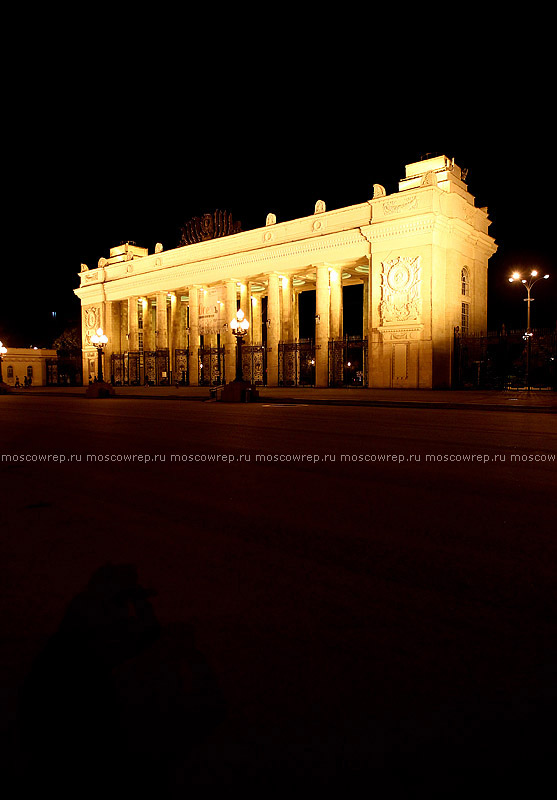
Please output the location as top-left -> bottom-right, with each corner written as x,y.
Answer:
179,210 -> 242,245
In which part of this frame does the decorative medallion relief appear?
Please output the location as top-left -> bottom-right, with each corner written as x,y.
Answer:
83,306 -> 101,347
380,256 -> 422,325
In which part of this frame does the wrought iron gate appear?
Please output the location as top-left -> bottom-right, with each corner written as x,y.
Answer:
242,345 -> 266,385
174,349 -> 189,385
278,340 -> 316,386
142,350 -> 170,385
328,337 -> 368,387
199,346 -> 225,386
111,353 -> 124,385
112,350 -> 170,386
126,352 -> 142,385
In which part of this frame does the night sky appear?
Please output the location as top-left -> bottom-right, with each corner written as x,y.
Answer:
3,19 -> 554,347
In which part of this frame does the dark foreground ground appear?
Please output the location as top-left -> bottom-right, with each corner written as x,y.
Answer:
1,394 -> 556,796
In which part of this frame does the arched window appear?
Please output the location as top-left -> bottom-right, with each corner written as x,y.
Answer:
7,365 -> 13,378
461,267 -> 470,296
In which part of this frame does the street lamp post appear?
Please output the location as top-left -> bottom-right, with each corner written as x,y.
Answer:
90,327 -> 108,383
0,340 -> 7,385
509,270 -> 550,389
230,309 -> 250,381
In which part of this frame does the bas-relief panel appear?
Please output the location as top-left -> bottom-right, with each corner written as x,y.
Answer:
380,256 -> 422,326
379,257 -> 423,385
83,306 -> 101,347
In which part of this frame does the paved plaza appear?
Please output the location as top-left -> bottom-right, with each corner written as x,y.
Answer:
1,391 -> 556,793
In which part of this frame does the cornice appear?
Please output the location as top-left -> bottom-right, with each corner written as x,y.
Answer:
74,229 -> 369,300
361,216 -> 437,243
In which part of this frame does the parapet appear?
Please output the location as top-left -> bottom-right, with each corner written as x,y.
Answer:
399,154 -> 469,197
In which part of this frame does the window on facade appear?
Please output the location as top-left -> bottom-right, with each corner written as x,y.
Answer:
138,332 -> 144,352
461,267 -> 470,296
138,301 -> 143,330
27,366 -> 33,378
461,302 -> 470,334
7,365 -> 13,378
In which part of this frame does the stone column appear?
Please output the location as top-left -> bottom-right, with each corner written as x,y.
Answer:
315,264 -> 330,387
367,254 -> 376,388
281,276 -> 292,342
169,292 -> 183,378
143,296 -> 154,351
329,267 -> 342,341
250,286 -> 262,344
293,290 -> 300,340
266,273 -> 280,387
363,278 -> 369,338
188,286 -> 200,386
239,283 -> 248,320
120,300 -> 128,352
102,301 -> 119,382
224,280 -> 237,383
128,297 -> 139,351
155,291 -> 168,350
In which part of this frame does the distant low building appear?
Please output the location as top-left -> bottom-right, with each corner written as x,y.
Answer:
2,348 -> 57,386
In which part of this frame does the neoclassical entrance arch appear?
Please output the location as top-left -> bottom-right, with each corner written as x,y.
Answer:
75,155 -> 496,389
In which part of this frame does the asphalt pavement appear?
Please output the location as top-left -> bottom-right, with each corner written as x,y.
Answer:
1,393 -> 556,794
6,383 -> 557,412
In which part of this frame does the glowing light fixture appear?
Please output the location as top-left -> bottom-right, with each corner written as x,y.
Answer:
230,309 -> 250,381
508,269 -> 551,389
90,327 -> 108,382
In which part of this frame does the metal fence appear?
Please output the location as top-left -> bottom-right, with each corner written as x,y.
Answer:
453,329 -> 556,389
111,350 -> 171,386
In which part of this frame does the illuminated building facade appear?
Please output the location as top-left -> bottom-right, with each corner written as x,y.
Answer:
1,348 -> 57,387
74,155 -> 497,389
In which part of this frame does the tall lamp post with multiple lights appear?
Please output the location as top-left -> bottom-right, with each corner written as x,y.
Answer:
0,340 -> 7,388
230,309 -> 250,381
508,269 -> 550,389
90,327 -> 108,383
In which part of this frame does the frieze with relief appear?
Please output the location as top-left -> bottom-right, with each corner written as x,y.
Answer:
382,195 -> 418,215
380,256 -> 422,325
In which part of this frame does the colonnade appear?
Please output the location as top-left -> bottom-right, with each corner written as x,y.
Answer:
92,266 -> 354,387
